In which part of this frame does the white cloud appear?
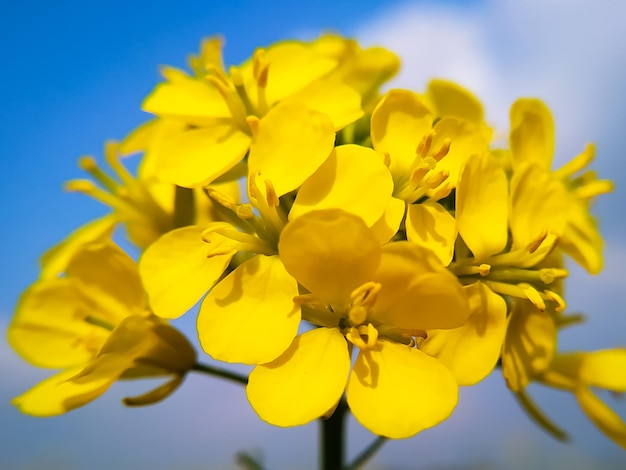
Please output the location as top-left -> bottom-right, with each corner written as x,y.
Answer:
356,0 -> 626,163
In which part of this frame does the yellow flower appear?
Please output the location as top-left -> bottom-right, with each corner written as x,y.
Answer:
370,88 -> 488,263
539,349 -> 626,449
246,209 -> 470,438
139,35 -> 378,188
139,107 -> 394,321
43,135 -> 240,282
509,98 -> 613,273
9,242 -> 195,416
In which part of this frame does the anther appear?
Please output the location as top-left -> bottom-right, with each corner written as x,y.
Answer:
544,290 -> 566,312
416,131 -> 435,158
383,152 -> 391,168
235,204 -> 254,219
253,49 -> 269,89
526,230 -> 548,254
432,138 -> 451,161
539,268 -> 568,284
264,179 -> 280,207
521,284 -> 546,311
246,116 -> 260,136
479,264 -> 491,276
207,188 -> 237,211
350,282 -> 382,308
423,169 -> 449,189
349,305 -> 367,325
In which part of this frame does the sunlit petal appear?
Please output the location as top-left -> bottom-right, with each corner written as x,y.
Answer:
347,341 -> 458,438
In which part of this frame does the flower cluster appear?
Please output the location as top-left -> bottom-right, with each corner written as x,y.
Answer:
10,34 -> 624,449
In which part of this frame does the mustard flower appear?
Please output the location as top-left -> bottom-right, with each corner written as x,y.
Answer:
508,98 -> 613,273
138,35 -> 397,188
370,88 -> 488,263
9,242 -> 195,416
246,209 -> 470,438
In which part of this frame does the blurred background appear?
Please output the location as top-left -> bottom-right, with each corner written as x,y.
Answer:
1,0 -> 625,468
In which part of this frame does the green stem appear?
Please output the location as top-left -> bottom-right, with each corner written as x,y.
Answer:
321,398 -> 347,470
173,186 -> 196,228
344,436 -> 387,470
191,362 -> 248,386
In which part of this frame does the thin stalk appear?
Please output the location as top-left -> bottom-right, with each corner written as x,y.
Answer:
344,436 -> 387,470
191,362 -> 248,386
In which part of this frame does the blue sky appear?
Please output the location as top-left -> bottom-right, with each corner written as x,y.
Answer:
1,0 -> 625,468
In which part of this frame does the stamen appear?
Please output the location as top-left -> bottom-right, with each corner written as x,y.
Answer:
526,230 -> 548,254
345,327 -> 368,349
543,289 -> 566,312
521,284 -> 546,311
78,156 -> 120,193
252,49 -> 269,89
252,49 -> 269,115
235,204 -> 254,219
423,169 -> 449,189
348,306 -> 367,325
574,179 -> 614,199
264,179 -> 280,207
350,282 -> 382,308
554,143 -> 595,179
104,141 -> 136,189
383,152 -> 391,168
292,293 -> 324,306
539,268 -> 568,284
207,187 -> 237,211
246,116 -> 260,136
416,131 -> 435,158
432,138 -> 451,161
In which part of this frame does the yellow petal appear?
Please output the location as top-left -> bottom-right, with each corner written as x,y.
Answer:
501,299 -> 556,391
432,117 -> 487,189
142,68 -> 231,122
421,282 -> 507,385
66,242 -> 146,320
39,215 -> 116,280
12,367 -> 116,417
139,225 -> 234,319
347,341 -> 458,438
290,145 -> 393,227
198,255 -> 300,365
248,102 -> 335,198
576,387 -> 626,449
278,209 -> 380,308
405,202 -> 457,266
560,199 -> 604,274
551,349 -> 626,392
255,41 -> 339,106
510,98 -> 555,169
369,196 -> 405,244
371,89 -> 432,180
247,328 -> 350,426
151,119 -> 251,188
427,79 -> 484,125
510,163 -> 569,249
119,119 -> 159,155
75,315 -> 195,383
282,79 -> 363,130
9,279 -> 109,368
371,242 -> 470,330
456,153 -> 508,260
